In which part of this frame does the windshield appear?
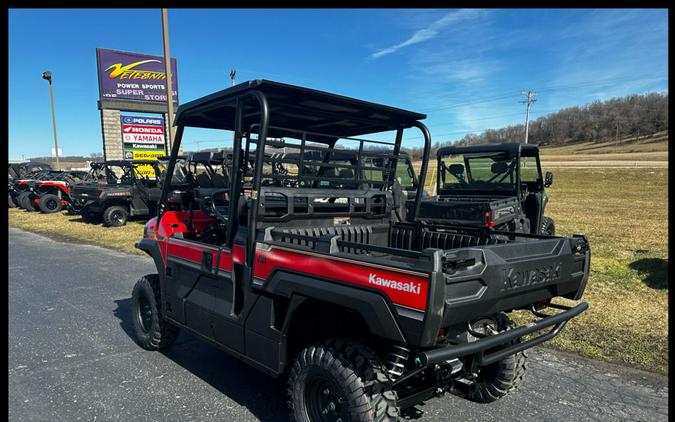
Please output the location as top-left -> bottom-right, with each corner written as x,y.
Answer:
438,151 -> 518,194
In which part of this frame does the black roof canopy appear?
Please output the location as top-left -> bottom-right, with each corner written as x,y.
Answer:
175,80 -> 427,141
437,143 -> 539,157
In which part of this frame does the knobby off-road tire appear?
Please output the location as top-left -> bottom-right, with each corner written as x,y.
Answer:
17,191 -> 31,210
466,313 -> 528,403
103,205 -> 128,227
288,339 -> 399,422
541,216 -> 555,236
131,274 -> 180,351
39,194 -> 62,213
20,192 -> 38,211
8,193 -> 17,208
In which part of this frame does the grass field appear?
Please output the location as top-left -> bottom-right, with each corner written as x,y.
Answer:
8,165 -> 669,374
514,167 -> 668,374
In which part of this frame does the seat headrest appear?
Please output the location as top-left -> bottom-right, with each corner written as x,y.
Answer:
338,169 -> 354,179
447,164 -> 465,176
188,152 -> 213,162
491,161 -> 509,174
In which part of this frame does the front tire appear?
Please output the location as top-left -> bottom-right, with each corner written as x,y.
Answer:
103,205 -> 128,227
9,193 -> 17,208
131,274 -> 180,350
541,216 -> 555,236
288,339 -> 399,422
39,194 -> 62,213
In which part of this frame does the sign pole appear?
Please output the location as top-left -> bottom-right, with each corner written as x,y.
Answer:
161,8 -> 175,152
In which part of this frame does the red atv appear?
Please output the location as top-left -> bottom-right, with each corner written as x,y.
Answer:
25,170 -> 88,213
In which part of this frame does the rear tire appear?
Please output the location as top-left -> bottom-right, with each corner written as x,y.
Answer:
39,194 -> 62,213
541,216 -> 555,236
81,206 -> 102,224
8,193 -> 17,208
288,339 -> 399,422
131,274 -> 179,350
466,313 -> 528,403
103,205 -> 128,227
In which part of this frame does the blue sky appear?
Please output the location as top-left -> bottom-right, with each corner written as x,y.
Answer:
8,8 -> 668,159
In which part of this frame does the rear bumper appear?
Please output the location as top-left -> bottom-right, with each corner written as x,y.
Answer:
419,301 -> 588,366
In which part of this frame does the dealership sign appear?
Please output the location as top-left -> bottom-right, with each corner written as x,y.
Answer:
121,114 -> 166,177
97,48 -> 178,104
121,115 -> 165,145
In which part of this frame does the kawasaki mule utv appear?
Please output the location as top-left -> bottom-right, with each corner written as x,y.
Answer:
131,80 -> 589,421
416,143 -> 555,235
70,160 -> 163,227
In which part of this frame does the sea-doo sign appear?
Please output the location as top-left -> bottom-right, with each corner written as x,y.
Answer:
97,48 -> 178,104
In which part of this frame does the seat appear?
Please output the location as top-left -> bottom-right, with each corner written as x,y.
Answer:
195,172 -> 213,188
211,173 -> 228,187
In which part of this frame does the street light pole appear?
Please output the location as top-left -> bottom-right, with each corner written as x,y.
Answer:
161,8 -> 176,153
42,71 -> 60,169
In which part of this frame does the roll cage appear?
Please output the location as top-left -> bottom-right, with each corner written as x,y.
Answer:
88,160 -> 163,185
159,79 -> 431,264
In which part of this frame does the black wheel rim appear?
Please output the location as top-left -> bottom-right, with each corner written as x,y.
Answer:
304,374 -> 349,422
46,198 -> 58,210
137,294 -> 153,333
111,210 -> 124,225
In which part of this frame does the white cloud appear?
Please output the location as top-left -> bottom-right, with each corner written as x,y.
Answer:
370,9 -> 485,59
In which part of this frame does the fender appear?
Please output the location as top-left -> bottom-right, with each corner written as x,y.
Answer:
264,270 -> 407,344
135,238 -> 168,311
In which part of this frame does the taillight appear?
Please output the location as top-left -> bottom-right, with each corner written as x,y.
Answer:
485,211 -> 496,228
96,189 -> 102,197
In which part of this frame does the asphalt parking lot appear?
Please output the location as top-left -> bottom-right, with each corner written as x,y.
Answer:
8,228 -> 669,421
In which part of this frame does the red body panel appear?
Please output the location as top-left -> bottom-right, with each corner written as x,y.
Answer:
147,210 -> 429,311
37,181 -> 71,193
253,246 -> 430,311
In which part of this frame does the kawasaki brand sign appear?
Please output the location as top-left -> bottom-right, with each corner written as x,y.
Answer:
97,48 -> 179,104
368,273 -> 422,294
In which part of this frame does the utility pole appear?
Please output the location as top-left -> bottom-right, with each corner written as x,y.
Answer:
520,91 -> 537,144
229,68 -> 236,87
161,8 -> 176,152
42,71 -> 60,169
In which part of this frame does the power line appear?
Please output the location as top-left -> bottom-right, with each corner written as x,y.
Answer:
520,91 -> 537,144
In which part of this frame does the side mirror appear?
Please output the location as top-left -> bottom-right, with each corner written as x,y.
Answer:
544,171 -> 553,188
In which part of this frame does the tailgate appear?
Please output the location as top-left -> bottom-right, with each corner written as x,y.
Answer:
439,235 -> 589,327
70,184 -> 99,200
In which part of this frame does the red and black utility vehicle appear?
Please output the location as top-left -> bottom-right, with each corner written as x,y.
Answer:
70,160 -> 164,227
131,80 -> 590,421
8,162 -> 53,208
12,169 -> 67,211
26,170 -> 88,213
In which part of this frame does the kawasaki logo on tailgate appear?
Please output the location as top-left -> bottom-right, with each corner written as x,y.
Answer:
369,273 -> 421,294
502,262 -> 562,291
